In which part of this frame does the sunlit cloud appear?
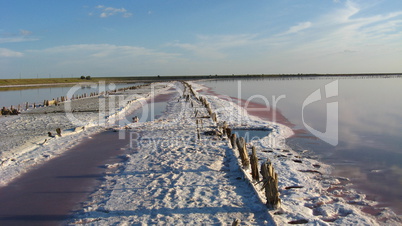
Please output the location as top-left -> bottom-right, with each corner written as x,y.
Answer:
282,22 -> 312,35
29,44 -> 176,58
279,1 -> 402,62
94,5 -> 132,18
19,29 -> 32,36
22,44 -> 180,76
0,48 -> 24,57
0,37 -> 38,44
0,29 -> 38,44
169,34 -> 258,59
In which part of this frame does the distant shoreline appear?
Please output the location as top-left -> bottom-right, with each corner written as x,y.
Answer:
1,73 -> 401,89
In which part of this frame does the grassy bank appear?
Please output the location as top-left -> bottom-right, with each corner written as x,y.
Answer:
0,78 -> 134,86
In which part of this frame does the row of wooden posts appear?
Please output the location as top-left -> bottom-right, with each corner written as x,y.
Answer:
229,127 -> 281,209
1,84 -> 147,115
180,81 -> 281,209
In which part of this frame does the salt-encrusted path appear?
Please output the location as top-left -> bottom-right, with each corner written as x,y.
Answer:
69,82 -> 276,225
2,80 -> 395,225
69,81 -> 399,226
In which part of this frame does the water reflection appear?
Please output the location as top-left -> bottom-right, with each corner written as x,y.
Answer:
0,83 -> 144,108
201,76 -> 402,214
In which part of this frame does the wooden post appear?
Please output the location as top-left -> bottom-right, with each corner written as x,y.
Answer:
222,121 -> 228,130
226,128 -> 232,138
56,128 -> 62,137
260,160 -> 281,209
241,138 -> 250,168
207,106 -> 212,116
236,137 -> 250,168
232,219 -> 240,226
211,112 -> 217,122
230,133 -> 237,149
250,146 -> 259,181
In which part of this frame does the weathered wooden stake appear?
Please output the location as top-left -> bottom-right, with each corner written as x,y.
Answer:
230,133 -> 237,148
211,112 -> 217,122
250,146 -> 259,181
226,128 -> 232,138
56,128 -> 62,137
232,219 -> 241,226
260,160 -> 281,209
236,137 -> 250,168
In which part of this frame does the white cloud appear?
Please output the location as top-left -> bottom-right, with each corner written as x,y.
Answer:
0,48 -> 24,57
163,1 -> 402,74
0,37 -> 36,43
283,22 -> 312,35
94,5 -> 132,18
19,29 -> 32,36
169,34 -> 258,59
23,44 -> 180,76
281,1 -> 402,58
30,44 -> 176,58
0,29 -> 38,43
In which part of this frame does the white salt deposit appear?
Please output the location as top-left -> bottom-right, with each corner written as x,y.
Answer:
0,82 -> 172,187
0,81 -> 400,225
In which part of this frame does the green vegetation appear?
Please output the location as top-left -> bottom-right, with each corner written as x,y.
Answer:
0,78 -> 86,86
0,77 -> 133,86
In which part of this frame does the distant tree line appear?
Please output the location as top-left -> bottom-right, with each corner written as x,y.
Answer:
80,75 -> 91,80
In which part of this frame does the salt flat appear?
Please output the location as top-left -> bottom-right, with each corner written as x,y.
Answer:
68,81 -> 394,225
0,81 -> 399,225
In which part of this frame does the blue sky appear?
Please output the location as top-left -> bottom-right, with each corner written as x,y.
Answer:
1,0 -> 401,78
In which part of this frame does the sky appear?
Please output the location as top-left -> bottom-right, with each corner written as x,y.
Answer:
1,0 -> 402,78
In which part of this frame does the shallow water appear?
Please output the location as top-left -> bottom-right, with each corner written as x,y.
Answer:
232,129 -> 270,143
0,91 -> 174,225
0,130 -> 130,226
0,82 -> 144,109
201,76 -> 402,214
120,92 -> 176,124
